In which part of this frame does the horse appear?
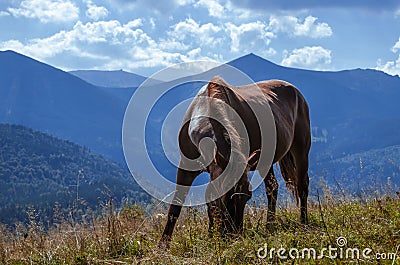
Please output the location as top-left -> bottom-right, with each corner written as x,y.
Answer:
159,77 -> 311,248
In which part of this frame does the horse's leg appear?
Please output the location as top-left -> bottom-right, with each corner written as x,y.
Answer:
206,201 -> 214,235
292,120 -> 310,225
264,167 -> 278,224
296,158 -> 309,225
159,168 -> 199,248
205,182 -> 217,235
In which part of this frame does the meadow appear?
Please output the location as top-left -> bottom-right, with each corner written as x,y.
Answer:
0,187 -> 399,265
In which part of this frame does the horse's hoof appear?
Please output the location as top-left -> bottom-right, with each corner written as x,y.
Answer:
266,221 -> 278,232
158,235 -> 171,249
158,240 -> 170,249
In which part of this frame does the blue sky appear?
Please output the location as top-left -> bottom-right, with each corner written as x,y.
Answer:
1,0 -> 400,76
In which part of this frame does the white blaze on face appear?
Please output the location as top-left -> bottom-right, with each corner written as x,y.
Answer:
188,85 -> 210,146
188,85 -> 216,167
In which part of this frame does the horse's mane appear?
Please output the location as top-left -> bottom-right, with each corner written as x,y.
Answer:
209,76 -> 276,103
205,76 -> 277,167
207,77 -> 247,163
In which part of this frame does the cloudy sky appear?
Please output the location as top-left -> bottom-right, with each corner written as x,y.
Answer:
1,0 -> 400,76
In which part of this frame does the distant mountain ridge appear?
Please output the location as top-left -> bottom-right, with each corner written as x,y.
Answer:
0,50 -> 126,162
69,69 -> 146,88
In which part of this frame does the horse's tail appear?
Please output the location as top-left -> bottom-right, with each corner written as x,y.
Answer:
279,150 -> 299,205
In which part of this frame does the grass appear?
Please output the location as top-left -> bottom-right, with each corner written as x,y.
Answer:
0,190 -> 399,264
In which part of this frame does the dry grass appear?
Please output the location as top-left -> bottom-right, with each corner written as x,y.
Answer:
0,190 -> 399,264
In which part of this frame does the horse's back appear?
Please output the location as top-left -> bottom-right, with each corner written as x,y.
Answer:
257,80 -> 310,162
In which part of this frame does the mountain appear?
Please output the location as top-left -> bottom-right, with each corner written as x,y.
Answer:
69,69 -> 146,88
0,124 -> 148,224
1,50 -> 399,191
0,50 -> 125,162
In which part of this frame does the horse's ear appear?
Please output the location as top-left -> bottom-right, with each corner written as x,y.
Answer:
207,77 -> 228,98
247,149 -> 260,169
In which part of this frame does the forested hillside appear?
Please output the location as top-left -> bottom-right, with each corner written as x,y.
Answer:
0,124 -> 147,224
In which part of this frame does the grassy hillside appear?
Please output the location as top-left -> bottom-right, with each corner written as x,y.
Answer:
1,190 -> 399,264
0,124 -> 148,225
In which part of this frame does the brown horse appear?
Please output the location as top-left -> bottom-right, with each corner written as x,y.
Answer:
159,77 -> 311,247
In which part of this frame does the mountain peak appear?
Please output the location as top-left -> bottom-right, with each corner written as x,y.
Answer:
229,53 -> 280,68
0,50 -> 38,61
226,53 -> 283,81
1,49 -> 19,55
1,50 -> 30,61
243,52 -> 262,59
0,49 -> 57,74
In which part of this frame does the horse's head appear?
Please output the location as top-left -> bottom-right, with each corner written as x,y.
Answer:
205,149 -> 259,235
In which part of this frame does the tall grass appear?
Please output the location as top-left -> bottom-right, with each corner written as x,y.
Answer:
0,188 -> 399,264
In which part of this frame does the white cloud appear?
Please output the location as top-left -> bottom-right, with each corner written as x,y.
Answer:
85,0 -> 109,21
281,46 -> 332,69
0,11 -> 10,17
125,19 -> 143,29
192,0 -> 254,20
124,0 -> 184,14
269,15 -> 332,38
149,17 -> 156,29
224,21 -> 274,53
0,19 -> 148,60
224,1 -> 254,19
158,39 -> 189,51
259,47 -> 277,57
168,18 -> 222,47
376,38 -> 400,76
72,19 -> 149,45
7,0 -> 79,23
376,57 -> 400,76
0,17 -> 215,73
175,0 -> 194,5
102,46 -> 212,72
194,0 -> 226,18
391,37 -> 400,53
